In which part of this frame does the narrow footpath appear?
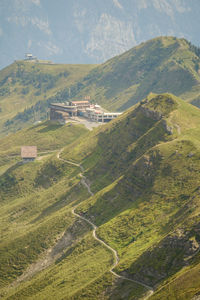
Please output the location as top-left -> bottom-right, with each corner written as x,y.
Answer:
57,151 -> 154,299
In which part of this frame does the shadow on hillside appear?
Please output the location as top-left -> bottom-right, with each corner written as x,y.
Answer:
31,198 -> 71,224
27,121 -> 47,131
26,121 -> 62,133
80,178 -> 141,228
38,124 -> 63,133
82,135 -> 163,228
1,161 -> 23,176
127,218 -> 200,289
30,183 -> 85,224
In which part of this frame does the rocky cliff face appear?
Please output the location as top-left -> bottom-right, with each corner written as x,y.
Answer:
0,0 -> 200,69
128,223 -> 200,286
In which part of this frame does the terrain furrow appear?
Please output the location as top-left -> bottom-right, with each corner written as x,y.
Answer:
57,150 -> 154,298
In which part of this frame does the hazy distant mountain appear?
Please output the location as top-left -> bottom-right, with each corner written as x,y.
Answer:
0,0 -> 200,68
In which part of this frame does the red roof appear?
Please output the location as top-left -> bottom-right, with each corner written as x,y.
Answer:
21,146 -> 37,158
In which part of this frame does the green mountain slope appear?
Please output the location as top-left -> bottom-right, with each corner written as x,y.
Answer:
1,93 -> 200,299
57,93 -> 200,298
74,36 -> 200,111
1,36 -> 200,138
0,61 -> 96,136
0,121 -> 88,176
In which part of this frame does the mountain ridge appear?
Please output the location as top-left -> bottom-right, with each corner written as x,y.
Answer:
1,93 -> 200,298
1,36 -> 200,137
1,0 -> 200,69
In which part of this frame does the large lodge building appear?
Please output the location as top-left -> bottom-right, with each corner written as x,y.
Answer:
49,100 -> 122,123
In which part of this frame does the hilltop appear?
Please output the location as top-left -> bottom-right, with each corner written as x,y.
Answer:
1,93 -> 200,299
73,36 -> 200,111
1,0 -> 200,69
0,36 -> 200,136
0,61 -> 96,136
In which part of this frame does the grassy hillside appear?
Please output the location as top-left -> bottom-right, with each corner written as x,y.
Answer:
0,121 -> 88,176
1,93 -> 200,299
1,37 -> 200,137
0,61 -> 96,136
59,93 -> 200,298
73,36 -> 200,111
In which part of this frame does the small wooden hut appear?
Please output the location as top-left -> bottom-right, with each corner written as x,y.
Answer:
21,146 -> 37,162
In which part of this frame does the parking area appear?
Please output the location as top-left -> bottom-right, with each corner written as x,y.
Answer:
66,116 -> 105,131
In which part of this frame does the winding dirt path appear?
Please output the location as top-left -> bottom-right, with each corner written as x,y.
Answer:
57,151 -> 154,298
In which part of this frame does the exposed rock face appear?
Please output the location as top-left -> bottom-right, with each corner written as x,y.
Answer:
138,104 -> 173,135
127,224 -> 200,286
161,119 -> 173,135
139,106 -> 163,121
0,0 -> 200,68
85,13 -> 135,62
192,295 -> 200,300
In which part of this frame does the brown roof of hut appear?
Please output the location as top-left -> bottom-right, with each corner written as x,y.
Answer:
21,146 -> 37,158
